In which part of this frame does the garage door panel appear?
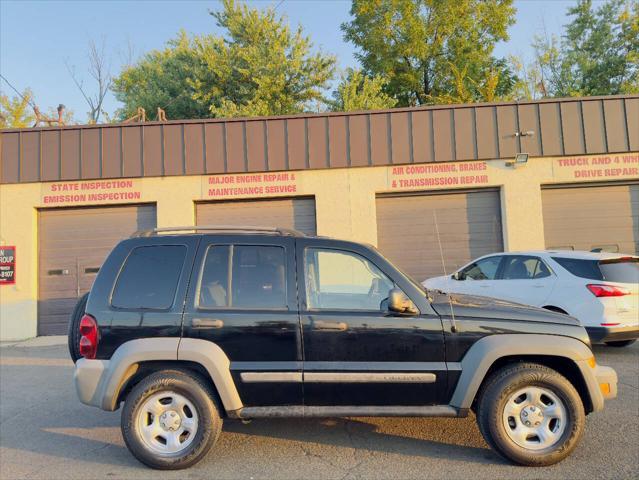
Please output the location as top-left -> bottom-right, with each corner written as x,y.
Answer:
38,204 -> 156,335
38,297 -> 79,315
376,190 -> 503,281
196,197 -> 316,235
542,184 -> 638,254
38,277 -> 77,294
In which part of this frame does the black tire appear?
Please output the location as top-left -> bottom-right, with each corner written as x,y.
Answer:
477,362 -> 585,466
67,292 -> 89,363
121,370 -> 222,470
604,339 -> 636,347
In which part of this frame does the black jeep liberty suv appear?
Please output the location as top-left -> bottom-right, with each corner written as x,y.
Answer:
70,226 -> 617,469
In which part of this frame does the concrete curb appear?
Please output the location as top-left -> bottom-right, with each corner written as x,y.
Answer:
0,335 -> 66,348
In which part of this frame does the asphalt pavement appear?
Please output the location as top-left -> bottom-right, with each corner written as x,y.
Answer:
0,337 -> 637,480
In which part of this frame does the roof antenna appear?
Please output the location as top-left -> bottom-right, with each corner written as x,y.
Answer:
433,210 -> 458,334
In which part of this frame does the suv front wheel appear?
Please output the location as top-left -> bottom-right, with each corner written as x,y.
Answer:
121,370 -> 222,469
477,363 -> 585,466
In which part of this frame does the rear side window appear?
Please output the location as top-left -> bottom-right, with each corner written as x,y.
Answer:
501,256 -> 551,280
552,258 -> 602,280
198,245 -> 287,309
112,245 -> 186,309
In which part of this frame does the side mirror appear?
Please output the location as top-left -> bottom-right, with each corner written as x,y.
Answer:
452,271 -> 464,281
388,288 -> 418,315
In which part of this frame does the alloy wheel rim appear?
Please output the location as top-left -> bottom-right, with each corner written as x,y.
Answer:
502,386 -> 567,451
137,390 -> 199,455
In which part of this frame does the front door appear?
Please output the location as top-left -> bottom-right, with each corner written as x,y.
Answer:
297,239 -> 447,406
451,255 -> 504,297
182,235 -> 302,407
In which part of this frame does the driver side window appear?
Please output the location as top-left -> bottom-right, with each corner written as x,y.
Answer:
304,248 -> 394,311
459,256 -> 502,280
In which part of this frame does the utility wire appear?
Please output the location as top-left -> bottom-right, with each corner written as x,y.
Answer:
0,74 -> 37,108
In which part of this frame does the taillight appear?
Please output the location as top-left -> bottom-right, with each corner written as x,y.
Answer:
78,314 -> 99,359
586,284 -> 630,297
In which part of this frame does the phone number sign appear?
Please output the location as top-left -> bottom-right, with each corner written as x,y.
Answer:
0,246 -> 16,285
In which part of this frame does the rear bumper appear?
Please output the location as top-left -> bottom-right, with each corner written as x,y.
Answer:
586,326 -> 639,343
74,358 -> 111,409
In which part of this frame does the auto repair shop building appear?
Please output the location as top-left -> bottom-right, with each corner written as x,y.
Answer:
1,94 -> 638,340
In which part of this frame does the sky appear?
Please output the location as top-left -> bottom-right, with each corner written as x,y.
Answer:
1,0 -> 582,123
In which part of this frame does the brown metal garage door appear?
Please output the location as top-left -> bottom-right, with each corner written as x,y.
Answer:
542,183 -> 639,254
38,204 -> 156,335
196,197 -> 316,235
376,189 -> 504,282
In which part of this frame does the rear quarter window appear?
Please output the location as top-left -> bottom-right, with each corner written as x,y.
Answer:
112,245 -> 186,309
551,257 -> 602,280
552,257 -> 639,283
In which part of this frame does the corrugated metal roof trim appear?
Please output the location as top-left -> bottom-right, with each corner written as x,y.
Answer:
1,95 -> 638,184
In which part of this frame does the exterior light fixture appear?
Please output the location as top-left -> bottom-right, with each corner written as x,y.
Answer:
506,153 -> 529,167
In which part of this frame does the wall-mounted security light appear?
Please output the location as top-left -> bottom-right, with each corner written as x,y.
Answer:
506,153 -> 529,167
514,130 -> 535,137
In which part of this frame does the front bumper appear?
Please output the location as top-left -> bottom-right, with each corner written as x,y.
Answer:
593,364 -> 618,401
586,325 -> 639,344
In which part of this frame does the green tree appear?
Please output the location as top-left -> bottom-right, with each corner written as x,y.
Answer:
113,0 -> 336,119
330,68 -> 397,111
112,31 -> 217,120
341,0 -> 517,106
533,0 -> 639,97
508,55 -> 545,100
0,89 -> 35,128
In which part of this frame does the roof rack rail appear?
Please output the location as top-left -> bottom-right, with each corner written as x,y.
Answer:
131,225 -> 305,238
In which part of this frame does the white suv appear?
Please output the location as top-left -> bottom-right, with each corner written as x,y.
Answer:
422,251 -> 639,347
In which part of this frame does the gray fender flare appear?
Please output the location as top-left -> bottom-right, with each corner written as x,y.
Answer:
449,334 -> 602,411
91,337 -> 242,412
177,337 -> 243,412
94,337 -> 180,411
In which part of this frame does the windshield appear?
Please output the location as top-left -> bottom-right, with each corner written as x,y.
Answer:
599,259 -> 639,283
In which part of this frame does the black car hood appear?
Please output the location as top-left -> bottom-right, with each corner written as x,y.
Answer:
428,291 -> 580,326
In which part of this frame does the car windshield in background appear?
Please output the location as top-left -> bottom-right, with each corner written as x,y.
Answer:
552,257 -> 639,283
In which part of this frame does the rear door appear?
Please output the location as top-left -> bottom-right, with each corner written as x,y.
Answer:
492,255 -> 556,306
182,235 -> 302,407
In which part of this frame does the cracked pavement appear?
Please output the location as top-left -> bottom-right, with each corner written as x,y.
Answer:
0,340 -> 637,480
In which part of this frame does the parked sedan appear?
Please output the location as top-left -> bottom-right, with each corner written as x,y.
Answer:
423,251 -> 639,347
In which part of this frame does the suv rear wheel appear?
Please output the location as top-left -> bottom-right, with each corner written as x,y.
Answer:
121,370 -> 222,469
477,363 -> 585,466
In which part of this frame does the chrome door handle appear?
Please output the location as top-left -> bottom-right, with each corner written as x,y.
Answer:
192,318 -> 224,329
314,320 -> 348,331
